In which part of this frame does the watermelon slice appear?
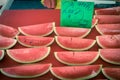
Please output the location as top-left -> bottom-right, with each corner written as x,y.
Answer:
0,50 -> 4,61
50,65 -> 102,80
96,34 -> 120,48
6,47 -> 50,63
16,36 -> 54,47
0,36 -> 17,49
0,24 -> 19,38
18,22 -> 55,36
54,51 -> 99,65
54,27 -> 91,38
55,36 -> 96,51
95,6 -> 120,15
99,49 -> 120,65
95,9 -> 118,15
94,15 -> 120,24
1,63 -> 52,78
95,24 -> 120,35
102,67 -> 120,80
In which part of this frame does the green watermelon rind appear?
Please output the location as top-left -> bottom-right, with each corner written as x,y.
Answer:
99,49 -> 120,65
0,39 -> 17,50
0,50 -> 4,61
102,68 -> 117,80
18,22 -> 55,37
54,52 -> 99,65
96,36 -> 106,48
16,36 -> 54,48
50,65 -> 102,80
6,47 -> 51,63
53,27 -> 91,38
55,36 -> 96,51
0,63 -> 52,78
95,25 -> 104,35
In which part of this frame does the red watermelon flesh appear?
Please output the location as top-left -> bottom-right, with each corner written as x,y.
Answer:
50,65 -> 102,80
16,36 -> 54,47
99,49 -> 120,65
0,36 -> 17,49
92,18 -> 98,28
54,51 -> 99,65
95,24 -> 120,35
94,15 -> 120,24
0,50 -> 4,61
54,27 -> 91,37
55,36 -> 96,51
6,47 -> 50,63
18,22 -> 54,36
0,24 -> 19,38
1,63 -> 52,78
102,68 -> 120,80
95,6 -> 120,15
96,34 -> 120,48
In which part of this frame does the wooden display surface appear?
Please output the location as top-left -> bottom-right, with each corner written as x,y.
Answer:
0,9 -> 119,80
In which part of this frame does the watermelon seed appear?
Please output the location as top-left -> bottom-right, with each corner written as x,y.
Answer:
72,52 -> 75,56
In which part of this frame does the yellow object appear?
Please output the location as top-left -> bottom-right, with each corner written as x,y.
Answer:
55,0 -> 61,9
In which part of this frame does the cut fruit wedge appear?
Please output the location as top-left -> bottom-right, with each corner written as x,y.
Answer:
50,65 -> 102,80
0,36 -> 17,50
1,63 -> 52,78
18,22 -> 55,36
54,26 -> 91,38
16,36 -> 54,47
55,36 -> 96,51
54,51 -> 99,65
99,49 -> 120,65
96,34 -> 120,48
102,67 -> 120,80
7,47 -> 50,63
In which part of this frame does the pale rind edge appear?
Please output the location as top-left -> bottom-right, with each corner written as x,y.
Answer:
102,68 -> 116,80
16,36 -> 54,48
92,19 -> 98,28
0,50 -> 5,61
50,65 -> 102,80
96,36 -> 106,49
55,36 -> 96,51
99,49 -> 120,65
53,27 -> 91,38
54,52 -> 99,66
0,39 -> 17,50
95,25 -> 104,35
0,64 -> 52,78
6,47 -> 51,63
18,22 -> 55,37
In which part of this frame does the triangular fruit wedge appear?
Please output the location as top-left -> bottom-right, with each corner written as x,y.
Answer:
50,65 -> 102,80
96,34 -> 120,48
95,24 -> 120,35
1,63 -> 52,78
99,49 -> 120,65
54,51 -> 99,65
0,36 -> 17,49
54,27 -> 91,38
18,22 -> 55,36
94,15 -> 120,24
16,36 -> 54,47
0,50 -> 4,61
6,47 -> 50,63
55,36 -> 96,51
0,24 -> 19,38
95,6 -> 120,15
102,67 -> 120,80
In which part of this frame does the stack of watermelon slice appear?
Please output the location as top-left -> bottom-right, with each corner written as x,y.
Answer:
95,6 -> 120,80
0,7 -> 120,80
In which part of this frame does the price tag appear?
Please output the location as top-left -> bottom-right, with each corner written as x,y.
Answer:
60,0 -> 94,28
